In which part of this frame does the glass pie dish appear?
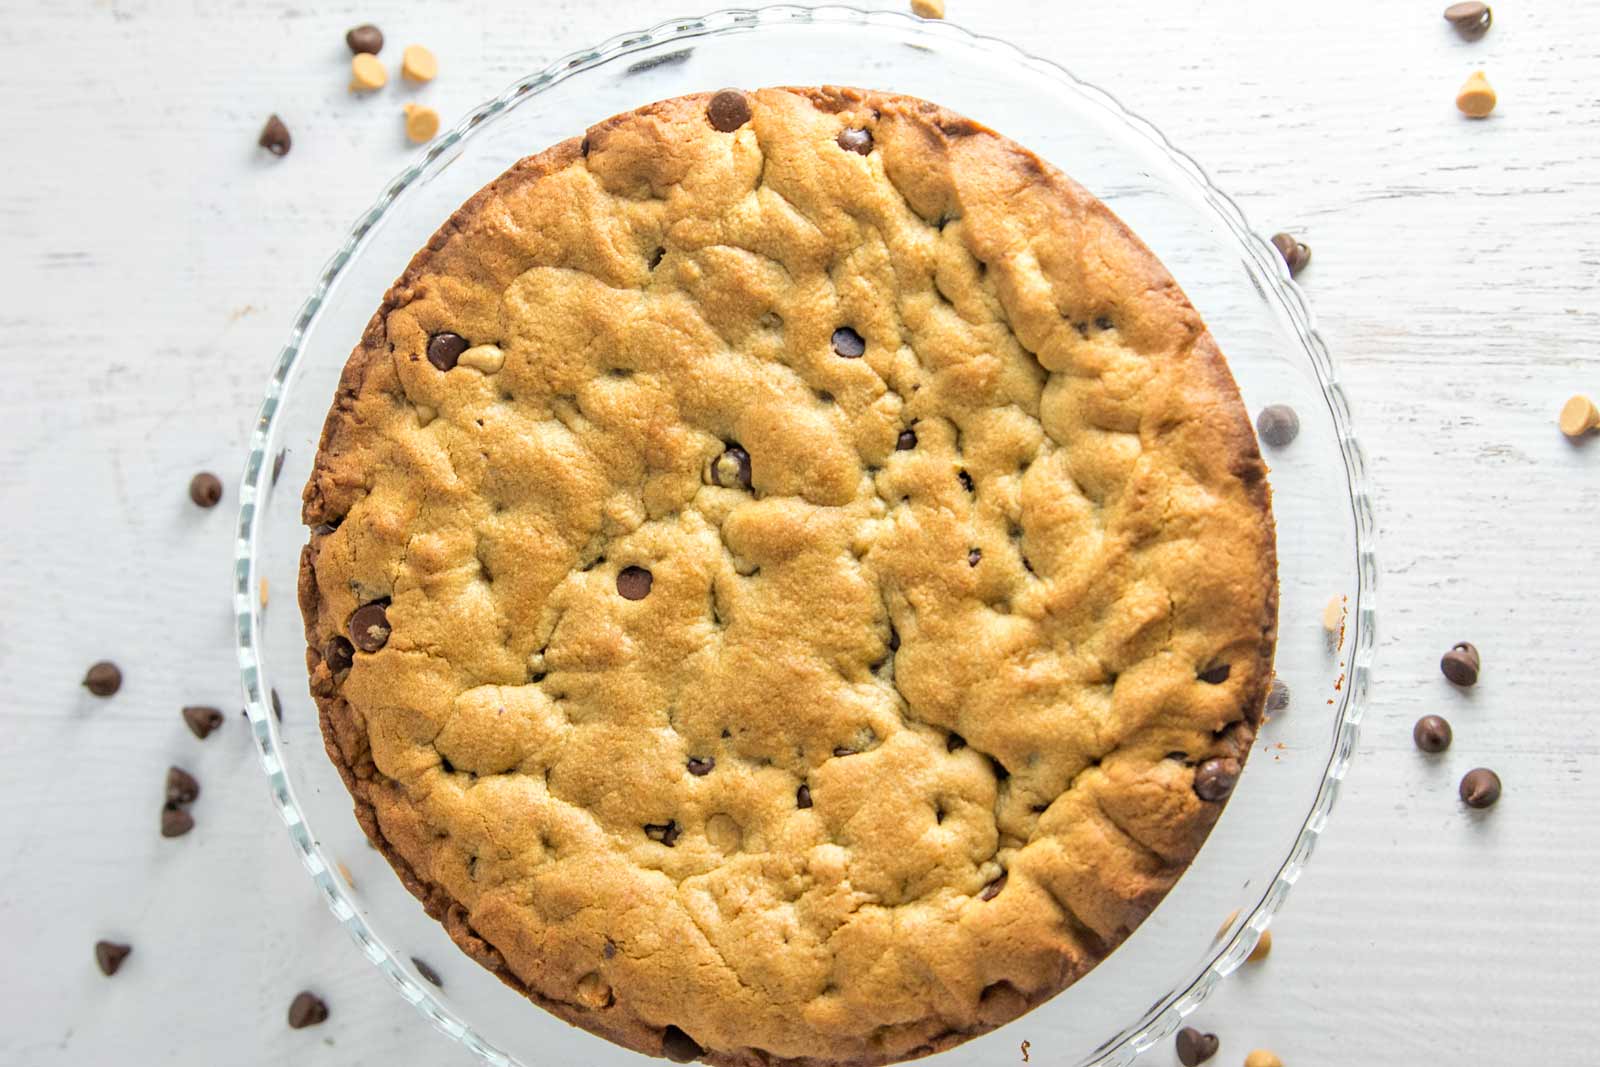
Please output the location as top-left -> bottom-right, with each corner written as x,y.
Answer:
233,6 -> 1375,1066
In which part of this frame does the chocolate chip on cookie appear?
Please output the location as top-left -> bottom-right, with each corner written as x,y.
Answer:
1197,663 -> 1231,684
644,821 -> 680,846
687,756 -> 715,776
617,566 -> 653,601
837,128 -> 873,155
796,783 -> 813,809
710,445 -> 752,490
324,635 -> 355,675
1193,757 -> 1241,801
896,428 -> 917,450
662,1025 -> 704,1063
427,332 -> 469,371
831,326 -> 866,358
349,602 -> 392,652
979,871 -> 1008,901
182,705 -> 224,739
706,89 -> 751,132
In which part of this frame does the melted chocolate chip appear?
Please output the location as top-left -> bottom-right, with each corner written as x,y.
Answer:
836,127 -> 873,155
349,602 -> 391,652
427,332 -> 468,370
1198,663 -> 1231,684
1194,757 -> 1240,801
831,326 -> 866,358
896,428 -> 917,450
323,635 -> 355,675
687,756 -> 715,776
706,89 -> 751,132
710,445 -> 752,491
967,547 -> 982,567
662,1025 -> 705,1063
617,566 -> 653,601
796,783 -> 813,809
644,821 -> 680,846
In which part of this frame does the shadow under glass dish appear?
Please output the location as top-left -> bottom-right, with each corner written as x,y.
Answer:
235,7 -> 1375,1066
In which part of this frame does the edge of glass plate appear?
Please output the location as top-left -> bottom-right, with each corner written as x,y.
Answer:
233,7 -> 1376,1066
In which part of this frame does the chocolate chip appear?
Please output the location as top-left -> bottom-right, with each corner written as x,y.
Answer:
82,661 -> 122,697
1443,1 -> 1492,38
649,246 -> 666,269
1194,757 -> 1241,801
182,705 -> 224,739
967,547 -> 981,566
1198,663 -> 1231,684
706,89 -> 751,132
832,746 -> 856,757
1270,232 -> 1311,277
287,991 -> 329,1029
831,326 -> 865,358
603,940 -> 617,959
349,602 -> 392,652
888,627 -> 900,652
411,956 -> 442,987
324,635 -> 355,675
979,871 -> 1007,901
837,127 -> 873,155
189,471 -> 223,508
1413,714 -> 1453,753
687,756 -> 715,776
617,566 -> 653,600
796,783 -> 812,809
957,469 -> 974,492
711,445 -> 752,491
947,733 -> 966,752
95,940 -> 131,976
644,821 -> 680,846
1460,767 -> 1501,808
1256,404 -> 1300,447
161,805 -> 195,838
662,1025 -> 704,1063
1175,1026 -> 1220,1066
345,23 -> 384,54
896,428 -> 917,450
166,765 -> 200,806
1265,676 -> 1290,712
1094,315 -> 1114,331
258,114 -> 292,157
1441,642 -> 1480,686
427,332 -> 468,371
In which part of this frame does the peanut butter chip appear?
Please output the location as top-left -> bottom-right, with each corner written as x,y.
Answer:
1456,70 -> 1496,117
401,44 -> 438,83
456,343 -> 504,373
911,0 -> 946,17
1559,394 -> 1599,438
350,52 -> 387,92
1243,1052 -> 1283,1067
1246,927 -> 1272,962
404,103 -> 440,143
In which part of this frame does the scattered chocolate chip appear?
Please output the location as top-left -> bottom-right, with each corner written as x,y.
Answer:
287,991 -> 329,1029
1094,315 -> 1114,331
161,805 -> 195,838
617,566 -> 654,601
603,940 -> 617,959
796,783 -> 812,809
1265,676 -> 1290,712
345,23 -> 384,54
687,756 -> 715,776
1256,404 -> 1300,447
95,940 -> 131,977
832,746 -> 856,757
888,627 -> 900,652
979,871 -> 1007,901
271,448 -> 287,485
82,661 -> 122,697
1194,757 -> 1241,802
649,246 -> 666,269
427,332 -> 468,371
967,547 -> 981,566
662,1025 -> 704,1063
166,766 -> 200,806
189,471 -> 223,508
644,821 -> 680,846
1175,1026 -> 1220,1066
1413,714 -> 1453,753
324,635 -> 355,675
349,602 -> 392,652
831,326 -> 866,358
957,469 -> 974,492
182,705 -> 224,739
706,89 -> 751,132
947,733 -> 966,752
1460,767 -> 1501,809
836,127 -> 873,155
411,956 -> 442,987
896,428 -> 917,450
270,688 -> 283,722
1443,1 -> 1492,38
258,114 -> 292,157
1198,663 -> 1231,684
711,445 -> 752,491
1441,642 -> 1480,686
1270,232 -> 1311,276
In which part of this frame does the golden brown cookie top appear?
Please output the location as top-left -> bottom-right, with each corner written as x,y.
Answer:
301,86 -> 1276,1066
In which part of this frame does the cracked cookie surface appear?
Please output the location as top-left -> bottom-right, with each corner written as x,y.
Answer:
300,86 -> 1277,1067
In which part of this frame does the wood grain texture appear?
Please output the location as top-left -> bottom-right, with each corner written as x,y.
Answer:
0,1 -> 1595,1064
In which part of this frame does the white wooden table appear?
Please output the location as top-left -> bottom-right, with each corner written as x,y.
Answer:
3,1 -> 1596,1063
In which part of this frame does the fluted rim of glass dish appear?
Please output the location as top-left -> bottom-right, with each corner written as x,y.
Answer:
233,6 -> 1376,1066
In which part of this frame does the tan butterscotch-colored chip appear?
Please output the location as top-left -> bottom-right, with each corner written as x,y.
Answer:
301,87 -> 1277,1067
1246,927 -> 1273,962
350,52 -> 386,92
911,0 -> 946,17
1456,70 -> 1496,117
1244,1051 -> 1285,1067
403,103 -> 439,143
401,44 -> 438,83
1559,394 -> 1599,438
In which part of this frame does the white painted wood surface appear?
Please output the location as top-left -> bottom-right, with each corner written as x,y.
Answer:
2,1 -> 1596,1063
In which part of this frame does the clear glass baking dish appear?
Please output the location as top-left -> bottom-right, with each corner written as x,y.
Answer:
233,6 -> 1376,1066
